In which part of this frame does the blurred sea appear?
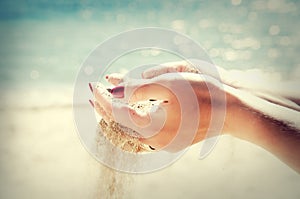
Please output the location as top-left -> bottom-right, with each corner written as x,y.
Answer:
0,0 -> 300,108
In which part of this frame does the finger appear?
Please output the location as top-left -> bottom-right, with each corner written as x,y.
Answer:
88,99 -> 94,107
106,73 -> 125,86
187,59 -> 227,81
142,59 -> 226,82
111,78 -> 153,101
110,85 -> 125,98
93,83 -> 113,116
111,76 -> 177,103
142,61 -> 188,79
94,101 -> 111,122
92,83 -> 154,133
88,83 -> 93,92
92,83 -> 148,127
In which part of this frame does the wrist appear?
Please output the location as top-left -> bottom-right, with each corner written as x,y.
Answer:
222,85 -> 269,141
224,88 -> 297,146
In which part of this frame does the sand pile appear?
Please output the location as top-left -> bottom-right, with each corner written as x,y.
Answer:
98,119 -> 148,153
98,99 -> 162,153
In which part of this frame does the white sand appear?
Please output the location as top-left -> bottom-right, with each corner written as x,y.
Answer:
0,105 -> 299,199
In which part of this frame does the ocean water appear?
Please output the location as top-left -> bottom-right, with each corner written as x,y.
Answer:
0,0 -> 300,108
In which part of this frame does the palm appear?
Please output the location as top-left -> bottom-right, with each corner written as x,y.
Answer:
92,64 -> 230,152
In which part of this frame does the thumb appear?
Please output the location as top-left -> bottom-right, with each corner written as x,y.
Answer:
106,73 -> 125,86
142,61 -> 189,79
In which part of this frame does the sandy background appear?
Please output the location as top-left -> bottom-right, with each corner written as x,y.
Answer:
0,98 -> 299,199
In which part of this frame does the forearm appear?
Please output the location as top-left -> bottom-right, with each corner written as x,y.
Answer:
226,87 -> 300,173
220,68 -> 300,108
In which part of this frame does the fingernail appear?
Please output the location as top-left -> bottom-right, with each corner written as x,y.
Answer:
88,99 -> 94,107
105,75 -> 108,79
88,83 -> 93,92
149,145 -> 155,150
110,86 -> 124,98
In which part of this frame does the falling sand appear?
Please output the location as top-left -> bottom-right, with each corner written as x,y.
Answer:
95,99 -> 161,199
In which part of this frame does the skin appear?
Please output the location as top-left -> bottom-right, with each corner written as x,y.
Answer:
91,61 -> 300,173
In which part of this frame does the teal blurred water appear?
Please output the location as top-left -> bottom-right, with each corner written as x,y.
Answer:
0,0 -> 299,105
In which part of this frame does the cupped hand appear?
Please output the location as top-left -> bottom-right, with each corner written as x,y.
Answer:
91,70 -> 236,152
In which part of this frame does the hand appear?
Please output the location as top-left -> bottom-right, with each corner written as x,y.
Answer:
91,63 -> 237,152
139,60 -> 300,111
91,60 -> 300,173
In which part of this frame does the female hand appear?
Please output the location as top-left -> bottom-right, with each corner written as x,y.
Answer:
93,60 -> 300,173
91,64 -> 236,152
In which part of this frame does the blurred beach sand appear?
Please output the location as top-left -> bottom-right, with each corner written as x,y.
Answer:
0,96 -> 299,199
